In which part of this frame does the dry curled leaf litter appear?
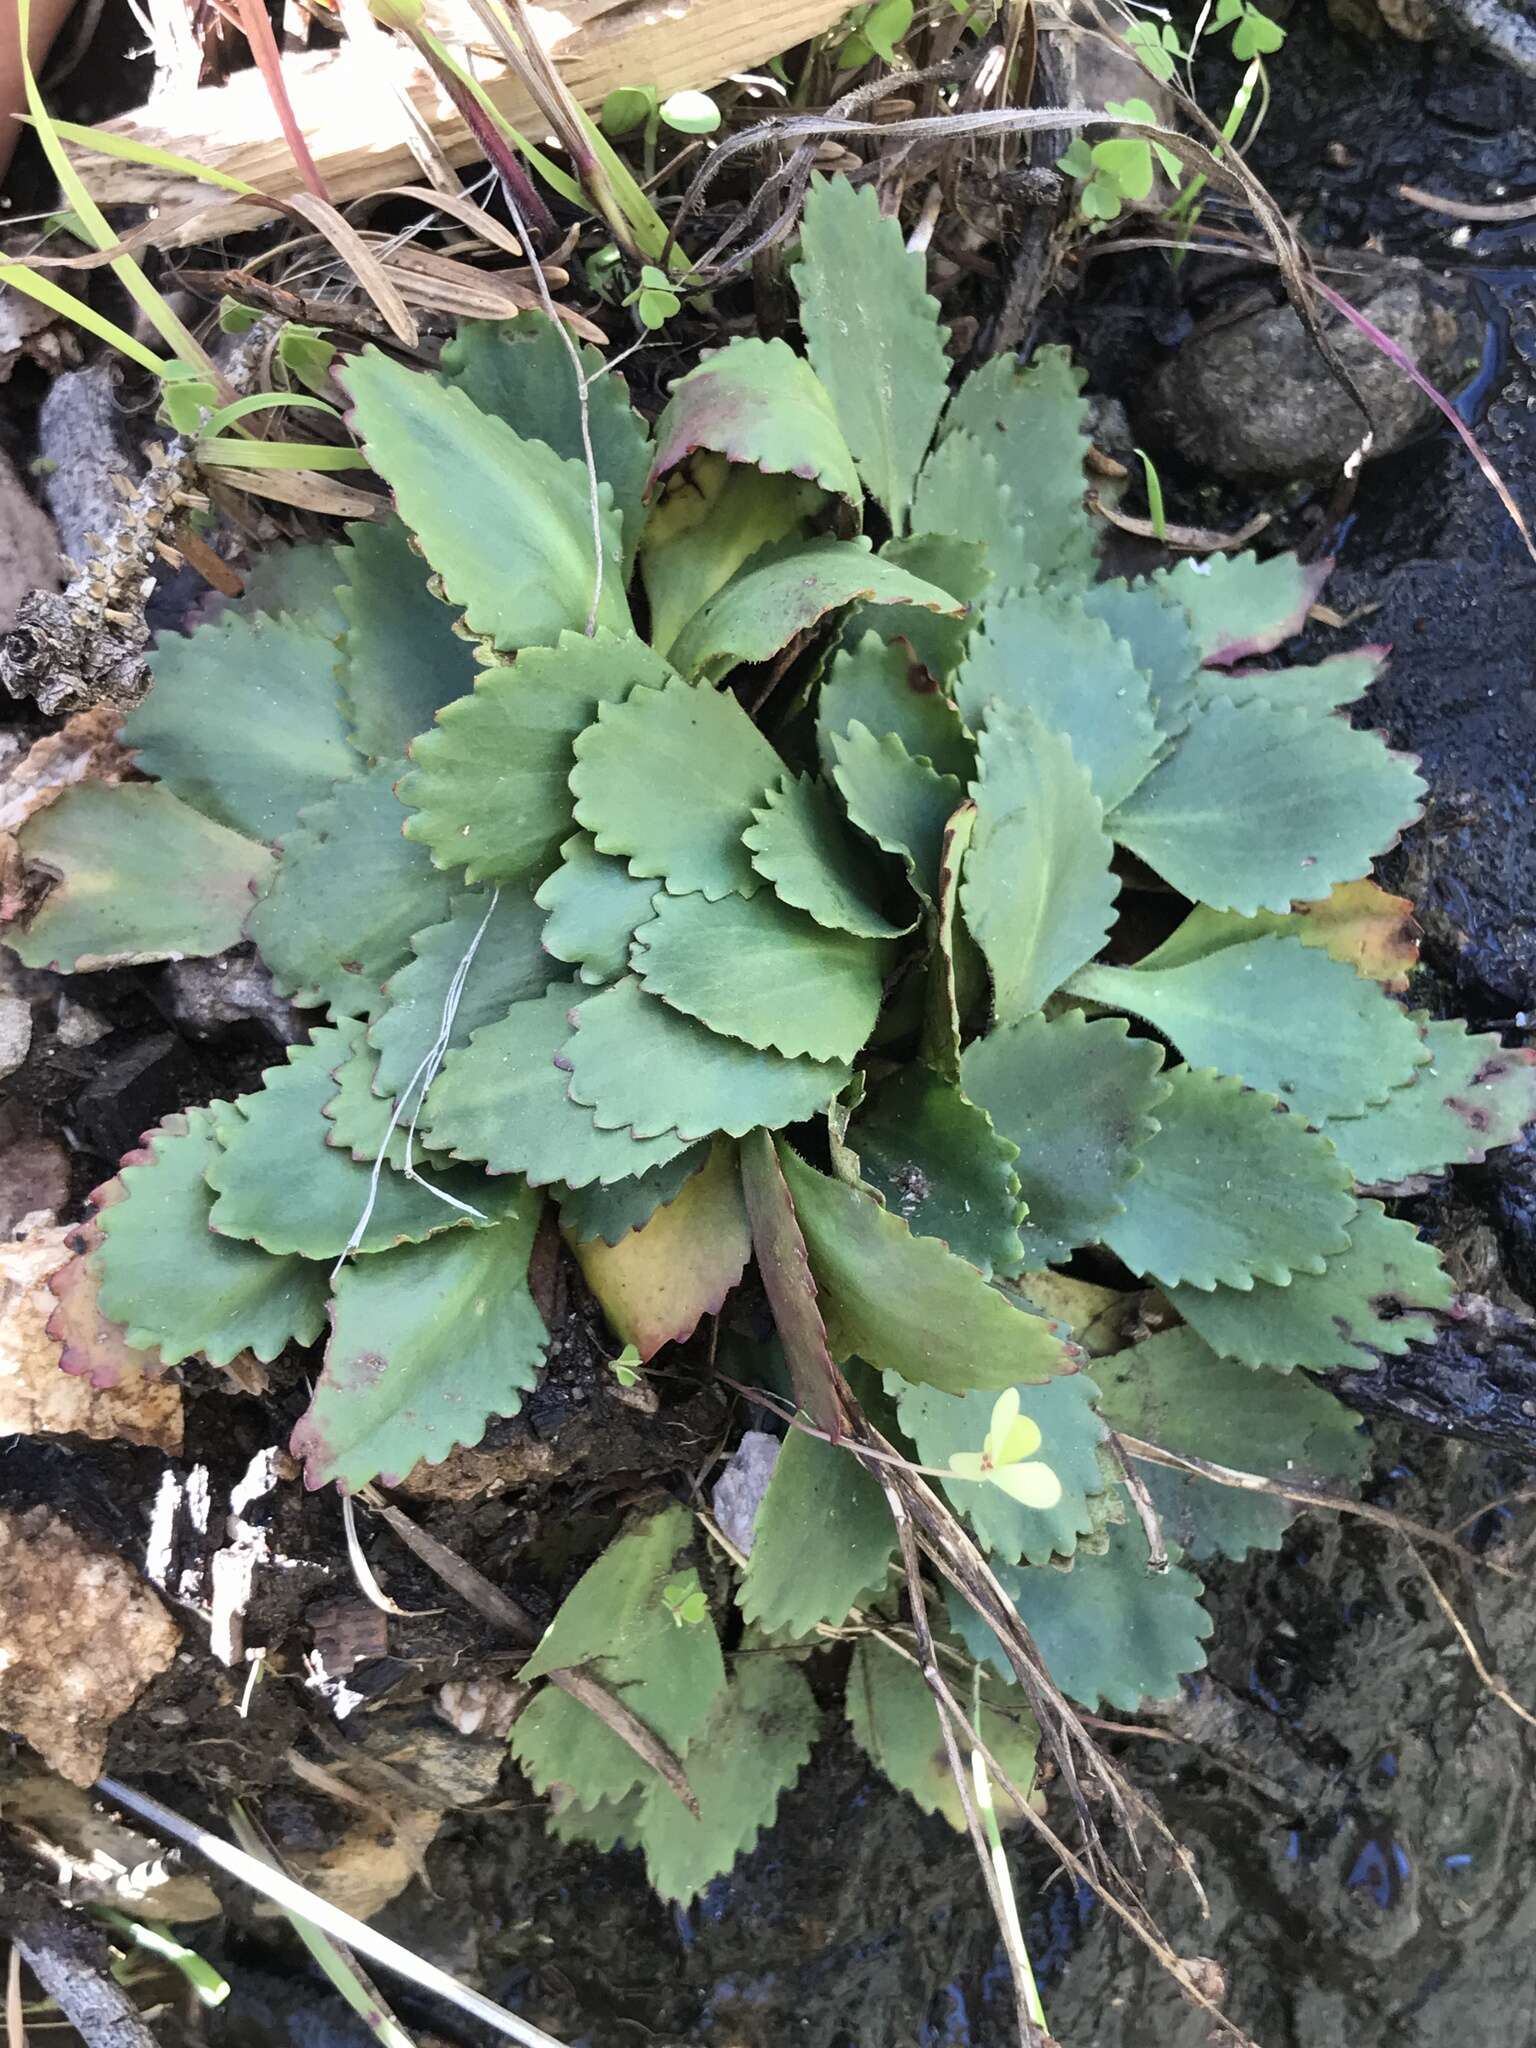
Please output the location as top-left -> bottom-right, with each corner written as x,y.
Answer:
0,1224 -> 180,1447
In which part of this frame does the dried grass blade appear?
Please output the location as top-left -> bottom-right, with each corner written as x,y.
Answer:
358,1492 -> 698,1812
387,184 -> 525,260
1398,182 -> 1536,223
283,191 -> 418,346
1311,275 -> 1536,564
96,1778 -> 556,2048
201,465 -> 384,517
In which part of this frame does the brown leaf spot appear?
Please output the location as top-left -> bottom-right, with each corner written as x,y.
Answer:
1446,1095 -> 1492,1133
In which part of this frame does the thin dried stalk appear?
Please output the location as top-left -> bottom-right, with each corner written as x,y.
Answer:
881,1471 -> 1045,2048
1118,1434 -> 1512,1576
283,190 -> 418,344
359,1493 -> 699,1814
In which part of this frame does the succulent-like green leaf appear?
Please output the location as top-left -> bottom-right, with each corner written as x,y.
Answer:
632,888 -> 886,1063
422,983 -> 692,1186
829,722 -> 965,906
1102,1067 -> 1357,1290
613,1658 -> 819,1903
1280,879 -> 1419,988
794,173 -> 950,532
234,540 -> 347,634
649,335 -> 861,502
846,1635 -> 1039,1830
1147,550 -> 1329,664
961,705 -> 1119,1024
852,1066 -> 1024,1276
570,673 -> 782,900
95,1107 -> 328,1366
954,589 -> 1159,810
323,1029 -> 445,1167
368,887 -> 556,1102
1187,647 -> 1387,718
8,784 -> 274,972
546,1793 -> 637,1855
1092,1327 -> 1369,1559
1166,1198 -> 1452,1372
775,1143 -> 1074,1391
639,456 -> 821,659
129,610 -> 355,843
335,515 -> 481,762
536,836 -> 659,987
1079,579 -> 1200,733
342,347 -> 628,652
1069,934 -> 1427,1122
440,313 -> 651,570
743,772 -> 910,939
207,1028 -> 489,1256
737,1426 -> 894,1637
952,1518 -> 1212,1711
512,1504 -> 727,1807
817,631 -> 974,781
400,630 -> 676,887
910,431 -> 1037,594
564,977 -> 850,1141
846,531 -> 990,681
247,763 -> 452,1018
668,538 -> 963,683
1131,882 -> 1420,991
894,1373 -> 1118,1566
571,1136 -> 750,1359
939,345 -> 1094,583
1110,698 -> 1426,915
1322,1017 -> 1536,1181
292,1182 -> 547,1491
960,1012 -> 1169,1267
554,1144 -> 710,1245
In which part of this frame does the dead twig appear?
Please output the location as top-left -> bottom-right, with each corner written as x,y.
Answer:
0,1892 -> 157,2048
1398,182 -> 1536,223
359,1492 -> 700,1816
1103,1431 -> 1168,1572
880,1473 -> 1045,2048
1117,1434 -> 1513,1576
1090,495 -> 1271,553
95,1777 -> 561,2048
1401,1542 -> 1536,1732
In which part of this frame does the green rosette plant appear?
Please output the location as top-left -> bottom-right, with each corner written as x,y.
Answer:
8,173 -> 1535,1905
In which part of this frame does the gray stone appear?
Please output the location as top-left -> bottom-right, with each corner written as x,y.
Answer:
0,993 -> 29,1079
159,947 -> 304,1042
1142,262 -> 1477,482
710,1428 -> 781,1557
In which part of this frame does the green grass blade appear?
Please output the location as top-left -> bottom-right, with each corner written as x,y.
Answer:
201,391 -> 342,436
0,261 -> 168,373
407,22 -> 586,209
92,1910 -> 231,2008
228,1804 -> 417,2048
196,437 -> 369,470
16,0 -> 217,374
39,118 -> 258,194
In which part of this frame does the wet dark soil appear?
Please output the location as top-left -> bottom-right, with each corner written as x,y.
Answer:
5,11 -> 1536,2048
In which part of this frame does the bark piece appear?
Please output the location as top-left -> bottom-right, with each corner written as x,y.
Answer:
0,1506 -> 180,1784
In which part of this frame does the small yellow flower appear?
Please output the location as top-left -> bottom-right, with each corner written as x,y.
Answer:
947,1388 -> 1063,1511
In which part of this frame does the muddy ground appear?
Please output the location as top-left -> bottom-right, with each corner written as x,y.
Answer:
3,9 -> 1536,2048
